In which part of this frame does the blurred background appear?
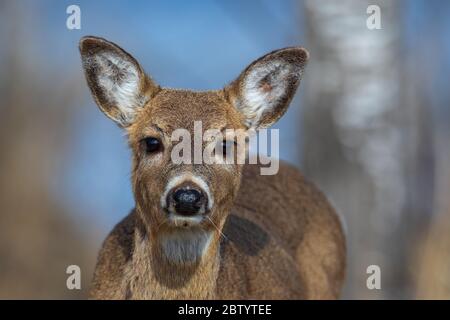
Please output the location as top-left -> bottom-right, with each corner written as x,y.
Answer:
0,0 -> 449,299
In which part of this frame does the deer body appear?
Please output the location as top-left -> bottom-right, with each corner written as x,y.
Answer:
90,162 -> 345,299
80,37 -> 346,300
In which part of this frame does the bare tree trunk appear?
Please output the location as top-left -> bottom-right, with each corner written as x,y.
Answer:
302,0 -> 433,298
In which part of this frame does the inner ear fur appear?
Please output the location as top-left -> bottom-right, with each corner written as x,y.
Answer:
226,47 -> 309,129
79,36 -> 160,127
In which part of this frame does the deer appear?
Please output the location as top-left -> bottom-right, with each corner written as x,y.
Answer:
79,36 -> 346,300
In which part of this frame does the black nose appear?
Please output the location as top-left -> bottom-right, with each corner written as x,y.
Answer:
171,188 -> 205,216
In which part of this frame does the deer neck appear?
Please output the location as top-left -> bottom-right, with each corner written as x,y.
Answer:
125,219 -> 221,299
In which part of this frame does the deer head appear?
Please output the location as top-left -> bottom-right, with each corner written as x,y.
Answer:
79,36 -> 308,263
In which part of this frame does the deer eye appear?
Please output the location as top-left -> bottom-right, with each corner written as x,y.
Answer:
143,137 -> 162,154
221,140 -> 236,157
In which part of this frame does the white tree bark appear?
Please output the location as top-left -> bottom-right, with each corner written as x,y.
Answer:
302,0 -> 431,298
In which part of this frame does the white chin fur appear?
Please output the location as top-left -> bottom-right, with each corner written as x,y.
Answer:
168,213 -> 203,227
160,229 -> 213,264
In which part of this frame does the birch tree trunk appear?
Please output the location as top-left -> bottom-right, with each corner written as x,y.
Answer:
302,0 -> 433,298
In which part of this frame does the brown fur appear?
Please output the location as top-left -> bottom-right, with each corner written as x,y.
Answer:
80,36 -> 346,299
90,163 -> 345,299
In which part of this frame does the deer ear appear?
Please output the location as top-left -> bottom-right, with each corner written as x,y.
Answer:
226,47 -> 309,129
79,36 -> 160,127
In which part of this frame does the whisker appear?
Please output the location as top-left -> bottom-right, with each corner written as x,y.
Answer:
207,216 -> 228,241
